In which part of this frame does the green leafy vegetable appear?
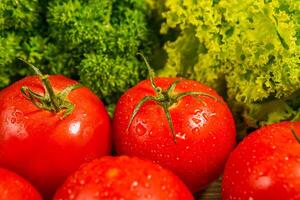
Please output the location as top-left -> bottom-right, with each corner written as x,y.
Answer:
157,0 -> 300,134
0,0 -> 153,112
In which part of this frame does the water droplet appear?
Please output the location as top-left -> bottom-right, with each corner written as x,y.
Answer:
67,189 -> 73,195
10,117 -> 17,124
192,118 -> 201,124
69,122 -> 81,135
192,127 -> 200,134
79,179 -> 85,185
161,185 -> 166,190
147,174 -> 152,180
189,109 -> 216,129
175,132 -> 186,140
103,191 -> 109,197
93,191 -> 100,198
255,176 -> 272,189
271,145 -> 276,150
131,181 -> 139,189
14,110 -> 23,119
69,194 -> 75,200
135,122 -> 147,136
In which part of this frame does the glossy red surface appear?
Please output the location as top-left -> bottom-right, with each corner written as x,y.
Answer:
113,78 -> 236,192
54,156 -> 194,200
0,167 -> 42,200
222,121 -> 300,200
0,75 -> 111,199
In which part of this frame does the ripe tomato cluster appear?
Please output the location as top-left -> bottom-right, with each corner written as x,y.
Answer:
0,63 -> 299,200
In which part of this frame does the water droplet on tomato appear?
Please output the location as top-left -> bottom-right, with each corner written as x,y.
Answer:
192,118 -> 201,124
284,156 -> 289,161
103,191 -> 109,197
69,121 -> 81,135
147,174 -> 152,180
79,179 -> 85,185
14,110 -> 24,120
168,192 -> 175,198
175,132 -> 186,140
192,127 -> 200,134
131,181 -> 139,189
10,117 -> 17,124
69,194 -> 75,200
135,122 -> 147,136
67,189 -> 73,195
189,109 -> 216,129
93,191 -> 100,198
255,176 -> 272,189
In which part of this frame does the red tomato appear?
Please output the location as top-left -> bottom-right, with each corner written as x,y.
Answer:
0,167 -> 42,200
113,77 -> 236,192
0,75 -> 111,199
54,156 -> 194,200
222,121 -> 300,200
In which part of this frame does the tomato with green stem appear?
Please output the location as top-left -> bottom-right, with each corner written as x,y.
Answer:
0,167 -> 42,200
54,156 -> 194,200
222,121 -> 300,200
113,55 -> 236,192
0,62 -> 111,199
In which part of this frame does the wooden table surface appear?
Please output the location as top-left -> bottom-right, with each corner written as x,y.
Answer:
196,177 -> 222,200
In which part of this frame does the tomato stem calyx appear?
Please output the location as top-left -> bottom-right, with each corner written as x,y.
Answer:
19,59 -> 81,119
127,54 -> 220,143
291,128 -> 300,144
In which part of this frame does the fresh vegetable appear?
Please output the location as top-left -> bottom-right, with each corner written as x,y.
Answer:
154,0 -> 300,134
54,156 -> 194,200
0,167 -> 42,200
112,64 -> 236,192
222,121 -> 300,200
0,0 -> 154,110
0,66 -> 111,198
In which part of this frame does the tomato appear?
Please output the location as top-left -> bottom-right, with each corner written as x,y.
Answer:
0,167 -> 42,200
0,74 -> 111,199
222,121 -> 300,200
53,156 -> 194,200
112,77 -> 236,192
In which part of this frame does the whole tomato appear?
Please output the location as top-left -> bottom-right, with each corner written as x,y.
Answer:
222,121 -> 300,200
0,66 -> 111,199
0,167 -> 42,200
54,156 -> 194,200
113,74 -> 236,192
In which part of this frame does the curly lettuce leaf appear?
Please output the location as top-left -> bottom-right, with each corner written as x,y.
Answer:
158,0 -> 300,131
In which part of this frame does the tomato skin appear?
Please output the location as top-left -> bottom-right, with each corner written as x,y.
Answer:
0,75 -> 111,199
0,167 -> 42,200
54,156 -> 194,200
222,121 -> 300,200
113,78 -> 236,192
